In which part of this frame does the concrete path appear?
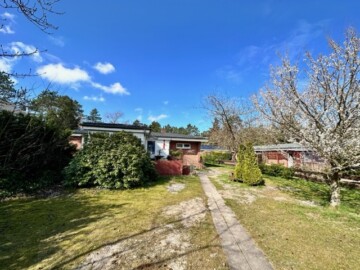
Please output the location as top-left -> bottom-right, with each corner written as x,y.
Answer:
199,173 -> 273,270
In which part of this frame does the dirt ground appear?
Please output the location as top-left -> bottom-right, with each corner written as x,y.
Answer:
76,191 -> 210,270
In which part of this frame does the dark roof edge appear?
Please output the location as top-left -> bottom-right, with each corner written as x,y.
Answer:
81,122 -> 150,130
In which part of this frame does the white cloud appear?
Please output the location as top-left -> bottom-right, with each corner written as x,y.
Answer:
163,100 -> 169,105
93,62 -> 115,74
0,13 -> 15,34
37,63 -> 90,84
37,63 -> 129,95
2,12 -> 15,21
0,58 -> 14,73
11,42 -> 42,62
148,114 -> 168,122
83,95 -> 105,102
0,25 -> 14,34
91,82 -> 129,95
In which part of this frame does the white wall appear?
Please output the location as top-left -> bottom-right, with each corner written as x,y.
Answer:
154,139 -> 170,157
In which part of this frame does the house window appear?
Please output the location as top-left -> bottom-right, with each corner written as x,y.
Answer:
176,143 -> 191,149
147,141 -> 155,154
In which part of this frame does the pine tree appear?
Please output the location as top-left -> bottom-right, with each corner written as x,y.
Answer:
87,108 -> 102,122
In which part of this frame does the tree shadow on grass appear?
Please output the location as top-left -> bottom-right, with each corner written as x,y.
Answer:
53,207 -> 223,269
272,177 -> 330,206
271,176 -> 360,212
0,192 -> 125,270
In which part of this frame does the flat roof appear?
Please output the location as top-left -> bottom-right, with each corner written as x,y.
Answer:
254,143 -> 310,152
150,132 -> 207,141
81,122 -> 150,131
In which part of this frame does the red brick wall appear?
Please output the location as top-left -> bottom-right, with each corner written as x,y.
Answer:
264,151 -> 288,167
169,141 -> 203,168
169,141 -> 200,155
155,160 -> 183,176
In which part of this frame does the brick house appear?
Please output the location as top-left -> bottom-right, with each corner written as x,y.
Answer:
254,143 -> 326,171
69,122 -> 207,169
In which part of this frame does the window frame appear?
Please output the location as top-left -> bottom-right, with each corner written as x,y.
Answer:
176,143 -> 191,149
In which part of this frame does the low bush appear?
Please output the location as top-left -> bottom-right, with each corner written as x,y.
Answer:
63,132 -> 157,189
259,163 -> 294,179
202,151 -> 231,164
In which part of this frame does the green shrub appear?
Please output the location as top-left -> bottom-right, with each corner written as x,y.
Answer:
242,143 -> 263,185
259,163 -> 294,179
0,111 -> 73,194
234,144 -> 263,185
202,151 -> 231,164
169,149 -> 182,159
64,132 -> 157,189
234,145 -> 246,181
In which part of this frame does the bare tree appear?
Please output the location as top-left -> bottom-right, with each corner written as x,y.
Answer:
1,0 -> 62,77
254,28 -> 360,207
1,0 -> 61,33
203,94 -> 260,160
105,111 -> 123,124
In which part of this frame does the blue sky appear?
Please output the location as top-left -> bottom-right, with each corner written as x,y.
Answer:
1,0 -> 360,131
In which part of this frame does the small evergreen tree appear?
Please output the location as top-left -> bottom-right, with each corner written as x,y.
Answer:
87,108 -> 102,122
242,143 -> 263,185
234,144 -> 246,180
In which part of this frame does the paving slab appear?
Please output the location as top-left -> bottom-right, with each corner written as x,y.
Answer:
199,173 -> 273,270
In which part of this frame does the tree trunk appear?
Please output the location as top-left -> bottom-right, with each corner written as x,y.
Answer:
329,171 -> 341,207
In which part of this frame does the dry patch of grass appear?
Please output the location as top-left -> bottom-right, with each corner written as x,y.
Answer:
208,166 -> 360,270
0,176 -> 227,270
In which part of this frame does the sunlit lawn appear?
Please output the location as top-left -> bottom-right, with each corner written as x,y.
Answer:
0,176 -> 227,270
208,165 -> 360,270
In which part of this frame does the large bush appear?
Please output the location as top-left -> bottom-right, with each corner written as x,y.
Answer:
0,111 -> 73,194
64,132 -> 157,188
202,151 -> 231,164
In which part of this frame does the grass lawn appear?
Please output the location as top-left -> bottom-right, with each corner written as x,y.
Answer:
207,166 -> 360,270
0,175 -> 227,270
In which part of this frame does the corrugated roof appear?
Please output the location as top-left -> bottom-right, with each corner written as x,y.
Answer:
254,143 -> 310,152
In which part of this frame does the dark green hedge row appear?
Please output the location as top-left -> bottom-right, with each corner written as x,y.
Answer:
202,151 -> 231,164
259,163 -> 295,179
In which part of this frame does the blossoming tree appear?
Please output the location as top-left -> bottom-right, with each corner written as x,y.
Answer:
254,28 -> 360,206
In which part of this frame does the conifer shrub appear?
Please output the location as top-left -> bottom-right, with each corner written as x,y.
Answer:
234,144 -> 246,181
64,132 -> 157,189
234,143 -> 264,185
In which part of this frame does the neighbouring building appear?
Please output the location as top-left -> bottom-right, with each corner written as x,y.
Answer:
254,143 -> 327,171
69,122 -> 208,168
